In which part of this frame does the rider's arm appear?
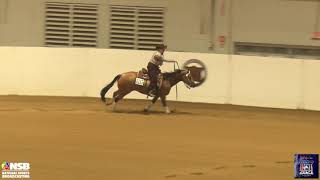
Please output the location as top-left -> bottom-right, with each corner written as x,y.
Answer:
163,59 -> 175,63
154,53 -> 175,64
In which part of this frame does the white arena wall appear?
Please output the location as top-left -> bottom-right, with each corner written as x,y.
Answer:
0,47 -> 319,111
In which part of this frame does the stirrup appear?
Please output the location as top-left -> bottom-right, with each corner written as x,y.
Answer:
147,90 -> 156,97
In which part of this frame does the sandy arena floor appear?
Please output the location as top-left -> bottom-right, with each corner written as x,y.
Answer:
0,95 -> 319,180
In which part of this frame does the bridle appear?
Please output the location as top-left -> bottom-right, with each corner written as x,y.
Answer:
183,70 -> 194,89
172,61 -> 194,89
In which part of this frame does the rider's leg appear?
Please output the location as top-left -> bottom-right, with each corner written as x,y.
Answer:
148,72 -> 157,96
147,63 -> 160,96
154,68 -> 161,94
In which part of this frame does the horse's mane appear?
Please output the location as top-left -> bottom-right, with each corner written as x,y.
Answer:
162,69 -> 182,79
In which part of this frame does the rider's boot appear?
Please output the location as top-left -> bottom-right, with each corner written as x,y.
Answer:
148,88 -> 156,97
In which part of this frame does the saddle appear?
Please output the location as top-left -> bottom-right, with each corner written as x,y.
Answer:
137,68 -> 150,80
136,68 -> 163,88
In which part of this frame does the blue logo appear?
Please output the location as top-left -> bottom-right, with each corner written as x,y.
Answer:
294,154 -> 318,178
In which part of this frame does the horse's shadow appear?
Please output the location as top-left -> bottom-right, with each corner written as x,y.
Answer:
112,109 -> 194,115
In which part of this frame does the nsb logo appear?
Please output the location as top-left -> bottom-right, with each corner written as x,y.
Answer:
300,163 -> 314,175
1,162 -> 30,171
1,162 -> 9,170
295,154 -> 319,178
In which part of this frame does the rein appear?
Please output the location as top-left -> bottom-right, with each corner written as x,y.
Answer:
174,62 -> 178,101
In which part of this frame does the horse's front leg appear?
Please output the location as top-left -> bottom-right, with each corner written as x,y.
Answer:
160,95 -> 170,114
144,95 -> 159,112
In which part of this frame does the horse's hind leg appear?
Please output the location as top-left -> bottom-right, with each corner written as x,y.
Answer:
144,95 -> 159,112
105,90 -> 119,105
112,90 -> 130,111
160,96 -> 171,114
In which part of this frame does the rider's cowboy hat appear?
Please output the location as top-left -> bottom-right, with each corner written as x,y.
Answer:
155,44 -> 167,50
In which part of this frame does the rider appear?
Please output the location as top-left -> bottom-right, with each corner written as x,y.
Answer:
147,44 -> 171,97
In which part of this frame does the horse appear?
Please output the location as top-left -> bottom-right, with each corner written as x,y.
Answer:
100,69 -> 195,113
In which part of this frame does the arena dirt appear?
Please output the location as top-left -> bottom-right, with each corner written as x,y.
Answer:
0,95 -> 319,180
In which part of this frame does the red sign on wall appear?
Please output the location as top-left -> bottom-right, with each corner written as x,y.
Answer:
219,35 -> 226,48
312,32 -> 320,39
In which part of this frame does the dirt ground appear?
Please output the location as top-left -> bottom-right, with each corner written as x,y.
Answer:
0,95 -> 319,180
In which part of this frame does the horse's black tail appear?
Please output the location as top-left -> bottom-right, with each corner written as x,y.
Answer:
100,74 -> 121,102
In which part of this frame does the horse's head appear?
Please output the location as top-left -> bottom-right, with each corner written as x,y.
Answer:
163,69 -> 196,88
177,69 -> 197,88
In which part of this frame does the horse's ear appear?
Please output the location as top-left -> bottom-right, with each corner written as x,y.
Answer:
181,69 -> 188,74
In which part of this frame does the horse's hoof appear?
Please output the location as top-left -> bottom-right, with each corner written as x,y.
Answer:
105,101 -> 113,106
144,104 -> 152,112
165,106 -> 171,114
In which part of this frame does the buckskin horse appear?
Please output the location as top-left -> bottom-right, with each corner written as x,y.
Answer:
100,68 -> 196,113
